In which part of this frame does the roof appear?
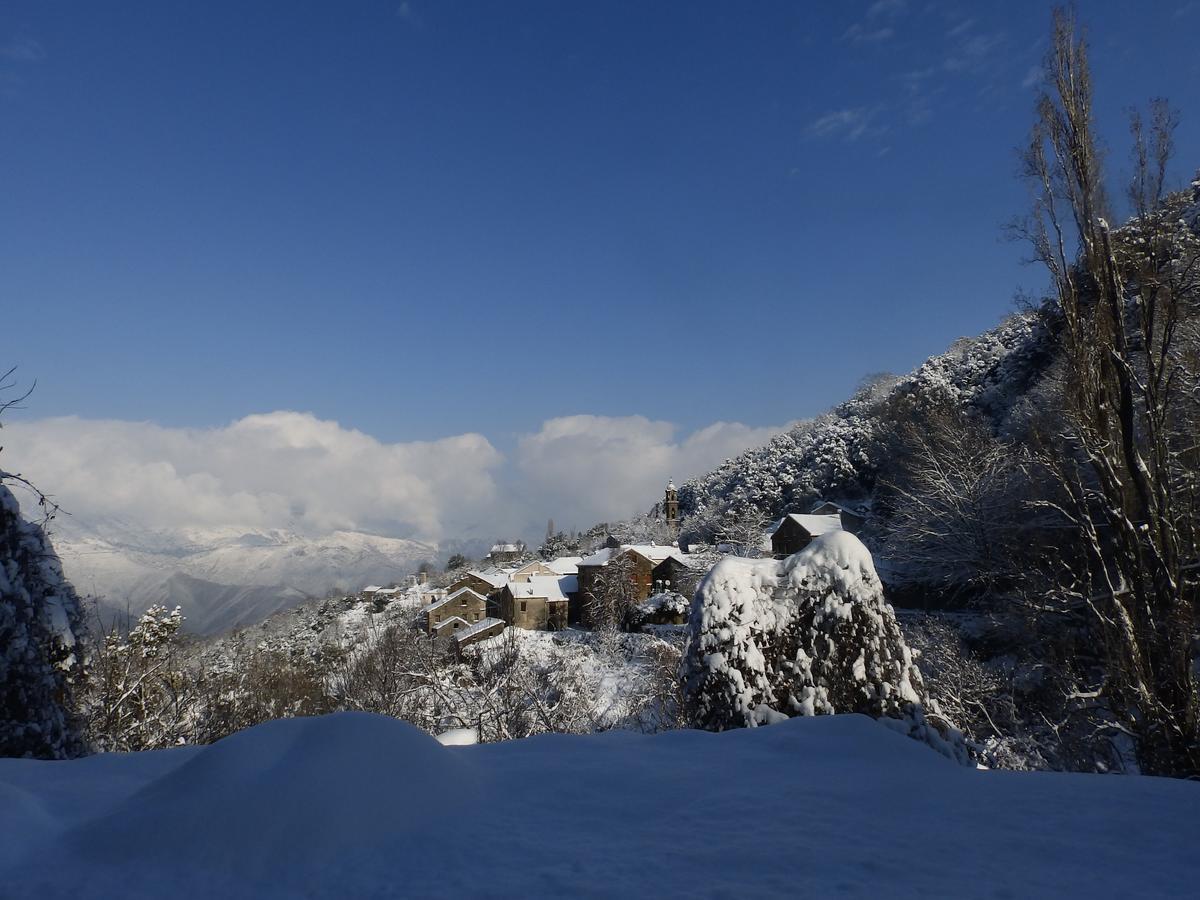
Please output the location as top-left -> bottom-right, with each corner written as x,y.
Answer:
454,617 -> 506,642
431,616 -> 469,632
579,548 -> 617,567
362,585 -> 383,593
809,500 -> 865,517
506,575 -> 571,602
489,543 -> 523,553
466,570 -> 509,589
780,513 -> 844,537
545,556 -> 582,575
422,586 -> 487,614
510,560 -> 554,580
624,544 -> 680,563
625,545 -> 691,568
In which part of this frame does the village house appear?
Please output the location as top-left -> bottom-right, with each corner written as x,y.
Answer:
499,575 -> 571,631
423,587 -> 489,635
446,569 -> 510,613
508,560 -> 557,582
768,513 -> 843,557
509,556 -> 583,583
576,544 -> 693,626
431,616 -> 470,639
453,617 -> 506,649
486,542 -> 526,564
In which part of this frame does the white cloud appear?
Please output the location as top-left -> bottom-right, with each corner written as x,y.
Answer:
4,412 -> 503,541
806,106 -> 886,142
0,37 -> 45,62
866,0 -> 907,19
515,415 -> 789,531
3,410 -> 786,545
842,24 -> 894,44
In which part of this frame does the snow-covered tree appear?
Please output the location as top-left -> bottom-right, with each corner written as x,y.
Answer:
681,532 -> 967,762
84,604 -> 199,752
0,483 -> 86,758
0,368 -> 87,759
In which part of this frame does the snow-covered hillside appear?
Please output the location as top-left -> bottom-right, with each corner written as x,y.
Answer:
678,312 -> 1052,531
1,712 -> 1196,897
49,515 -> 435,634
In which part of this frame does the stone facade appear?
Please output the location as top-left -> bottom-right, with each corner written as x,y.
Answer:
426,587 -> 488,635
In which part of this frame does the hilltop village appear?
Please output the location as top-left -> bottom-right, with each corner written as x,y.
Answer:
359,482 -> 865,652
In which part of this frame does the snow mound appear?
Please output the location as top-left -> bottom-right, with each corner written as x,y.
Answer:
2,713 -> 1198,897
66,713 -> 478,878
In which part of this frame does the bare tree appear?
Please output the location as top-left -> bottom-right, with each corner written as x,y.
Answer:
880,404 -> 1024,600
1017,7 -> 1200,776
585,552 -> 641,632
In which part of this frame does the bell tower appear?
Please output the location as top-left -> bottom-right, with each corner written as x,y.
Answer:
664,479 -> 679,531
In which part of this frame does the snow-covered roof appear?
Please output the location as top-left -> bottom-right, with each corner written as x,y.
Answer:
545,556 -> 582,575
580,545 -> 690,569
422,587 -> 487,614
362,585 -> 383,593
489,543 -> 523,554
509,560 -> 554,581
579,548 -> 617,567
454,617 -> 506,642
507,575 -> 571,602
809,500 -> 865,517
466,570 -> 509,589
782,514 -> 844,537
625,544 -> 677,563
625,544 -> 691,567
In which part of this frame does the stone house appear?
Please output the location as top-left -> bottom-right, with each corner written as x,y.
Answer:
499,576 -> 570,631
431,616 -> 470,639
487,542 -> 526,564
576,544 -> 692,626
454,617 -> 506,649
769,513 -> 843,558
509,560 -> 557,582
447,570 -> 510,615
423,587 -> 489,635
509,556 -> 583,584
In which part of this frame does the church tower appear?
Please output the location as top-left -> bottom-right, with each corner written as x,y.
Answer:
664,479 -> 679,531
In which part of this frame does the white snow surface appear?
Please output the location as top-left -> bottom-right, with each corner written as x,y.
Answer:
1,711 -> 1196,897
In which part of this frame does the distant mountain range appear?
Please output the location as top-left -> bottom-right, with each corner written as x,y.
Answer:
48,516 -> 437,635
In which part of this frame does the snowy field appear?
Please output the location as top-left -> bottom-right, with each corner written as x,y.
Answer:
1,712 -> 1196,898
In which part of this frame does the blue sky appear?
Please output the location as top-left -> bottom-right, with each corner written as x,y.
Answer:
3,1 -> 1199,539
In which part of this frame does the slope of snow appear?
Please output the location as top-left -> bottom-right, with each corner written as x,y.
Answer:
1,712 -> 1196,898
49,518 -> 436,634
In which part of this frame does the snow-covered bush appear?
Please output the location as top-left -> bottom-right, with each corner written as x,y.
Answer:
0,483 -> 86,758
681,532 -> 967,762
84,604 -> 197,752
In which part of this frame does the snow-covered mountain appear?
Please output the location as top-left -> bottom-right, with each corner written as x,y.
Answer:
49,516 -> 436,635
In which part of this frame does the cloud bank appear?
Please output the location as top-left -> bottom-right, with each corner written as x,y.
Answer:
4,411 -> 788,544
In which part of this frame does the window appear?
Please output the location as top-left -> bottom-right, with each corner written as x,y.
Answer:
520,601 -> 527,612
460,598 -> 467,606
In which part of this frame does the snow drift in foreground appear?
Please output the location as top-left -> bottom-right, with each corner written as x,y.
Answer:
2,713 -> 1197,898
